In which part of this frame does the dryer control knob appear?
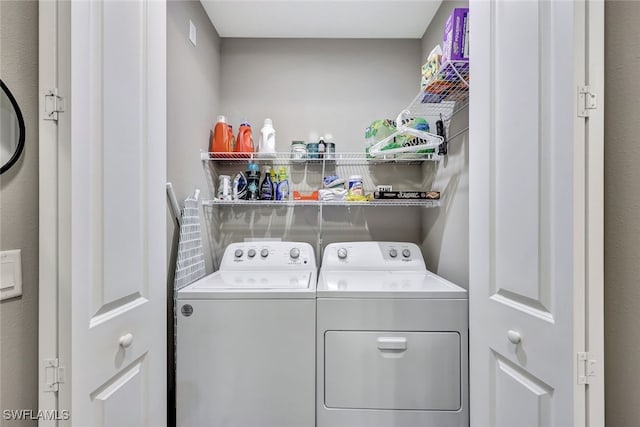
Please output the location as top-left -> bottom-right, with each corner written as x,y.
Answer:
389,249 -> 398,258
290,248 -> 300,259
234,249 -> 243,258
248,249 -> 256,258
337,248 -> 348,259
260,248 -> 269,258
402,249 -> 411,258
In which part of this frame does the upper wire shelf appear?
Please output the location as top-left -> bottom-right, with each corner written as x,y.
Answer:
406,60 -> 469,123
367,60 -> 468,158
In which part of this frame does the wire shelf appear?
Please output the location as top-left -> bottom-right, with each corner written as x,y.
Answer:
201,151 -> 440,164
406,60 -> 469,123
202,199 -> 440,208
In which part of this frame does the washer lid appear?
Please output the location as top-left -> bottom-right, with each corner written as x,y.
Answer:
317,271 -> 467,299
177,271 -> 315,299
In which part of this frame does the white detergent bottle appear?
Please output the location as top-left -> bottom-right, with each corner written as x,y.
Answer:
258,118 -> 277,158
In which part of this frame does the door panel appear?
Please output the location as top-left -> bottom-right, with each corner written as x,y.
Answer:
102,0 -> 147,306
90,357 -> 146,427
470,0 -> 585,425
493,353 -> 552,427
60,0 -> 167,425
89,0 -> 149,317
492,0 -> 553,317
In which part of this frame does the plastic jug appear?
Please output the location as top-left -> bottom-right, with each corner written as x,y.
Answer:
228,125 -> 235,152
235,121 -> 254,156
258,118 -> 276,157
210,115 -> 231,154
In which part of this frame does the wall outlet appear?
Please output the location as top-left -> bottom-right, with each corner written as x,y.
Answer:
189,20 -> 197,46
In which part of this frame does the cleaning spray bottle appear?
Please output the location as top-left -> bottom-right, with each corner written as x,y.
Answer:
258,118 -> 277,158
275,166 -> 289,201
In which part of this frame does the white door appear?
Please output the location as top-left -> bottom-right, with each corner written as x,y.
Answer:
469,0 -> 603,426
38,1 -> 167,426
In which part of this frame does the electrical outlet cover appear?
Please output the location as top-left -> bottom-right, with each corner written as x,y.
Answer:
0,249 -> 22,300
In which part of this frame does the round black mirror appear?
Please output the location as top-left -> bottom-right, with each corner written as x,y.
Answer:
1,79 -> 26,174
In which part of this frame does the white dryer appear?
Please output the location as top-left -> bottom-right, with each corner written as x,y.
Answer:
317,241 -> 468,427
176,241 -> 316,427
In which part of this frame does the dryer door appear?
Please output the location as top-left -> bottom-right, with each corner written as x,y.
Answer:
324,331 -> 461,410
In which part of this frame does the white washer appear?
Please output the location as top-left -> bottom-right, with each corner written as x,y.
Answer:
177,241 -> 316,427
317,241 -> 468,427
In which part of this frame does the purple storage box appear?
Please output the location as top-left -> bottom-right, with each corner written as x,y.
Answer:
443,8 -> 469,62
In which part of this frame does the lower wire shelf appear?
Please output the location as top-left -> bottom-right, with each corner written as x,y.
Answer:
202,199 -> 440,208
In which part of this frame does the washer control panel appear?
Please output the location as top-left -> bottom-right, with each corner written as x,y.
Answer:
322,242 -> 426,270
221,242 -> 315,270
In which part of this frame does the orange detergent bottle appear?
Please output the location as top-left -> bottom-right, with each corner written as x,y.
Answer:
228,125 -> 235,152
209,115 -> 231,154
235,121 -> 254,156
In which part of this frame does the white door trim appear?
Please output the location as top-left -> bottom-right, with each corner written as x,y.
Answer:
572,1 -> 588,425
585,0 -> 605,424
38,1 -> 62,423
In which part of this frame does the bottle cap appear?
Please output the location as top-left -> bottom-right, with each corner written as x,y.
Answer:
324,133 -> 334,142
264,118 -> 273,126
248,162 -> 259,172
217,115 -> 227,123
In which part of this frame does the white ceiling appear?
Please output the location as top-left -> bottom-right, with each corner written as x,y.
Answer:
200,1 -> 443,39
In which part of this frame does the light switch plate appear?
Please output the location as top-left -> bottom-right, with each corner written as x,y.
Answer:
1,249 -> 22,300
189,20 -> 197,46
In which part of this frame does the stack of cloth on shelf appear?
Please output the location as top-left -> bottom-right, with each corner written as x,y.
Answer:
319,175 -> 347,201
319,189 -> 348,201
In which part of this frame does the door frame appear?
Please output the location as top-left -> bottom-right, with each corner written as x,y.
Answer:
584,0 -> 605,424
37,0 -> 604,425
38,0 -> 68,424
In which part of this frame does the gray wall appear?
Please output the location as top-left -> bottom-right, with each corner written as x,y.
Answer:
604,1 -> 640,425
167,0 -> 221,275
220,38 -> 421,152
420,0 -> 469,287
215,38 -> 424,263
0,1 -> 39,426
166,1 -> 221,423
